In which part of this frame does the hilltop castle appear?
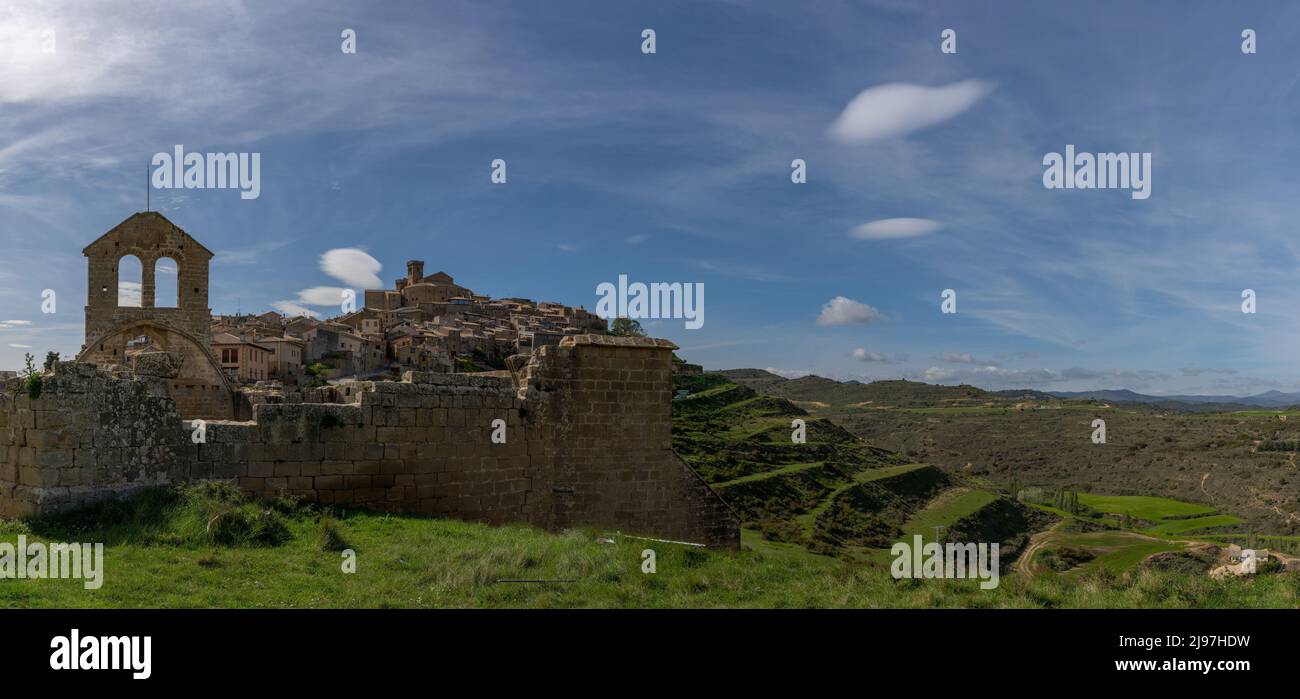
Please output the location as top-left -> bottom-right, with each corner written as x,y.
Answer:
0,212 -> 739,548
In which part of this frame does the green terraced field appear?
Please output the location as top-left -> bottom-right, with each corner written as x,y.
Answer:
902,489 -> 999,538
794,463 -> 930,535
714,461 -> 824,488
1046,531 -> 1184,574
676,373 -> 1065,564
1143,514 -> 1243,536
1077,493 -> 1215,520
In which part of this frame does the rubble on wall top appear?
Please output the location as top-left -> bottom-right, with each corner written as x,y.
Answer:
559,334 -> 678,350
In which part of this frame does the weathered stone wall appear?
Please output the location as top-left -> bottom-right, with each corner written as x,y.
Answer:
516,337 -> 740,546
0,363 -> 189,517
0,336 -> 740,547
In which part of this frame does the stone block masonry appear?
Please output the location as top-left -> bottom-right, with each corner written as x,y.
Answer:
1,335 -> 740,548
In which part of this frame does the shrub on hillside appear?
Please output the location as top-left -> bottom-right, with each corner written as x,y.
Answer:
29,482 -> 295,548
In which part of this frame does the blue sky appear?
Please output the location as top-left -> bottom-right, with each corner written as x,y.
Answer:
3,0 -> 1300,395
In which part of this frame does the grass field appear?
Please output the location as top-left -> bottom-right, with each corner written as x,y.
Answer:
3,484 -> 1299,609
793,462 -> 929,536
902,489 -> 999,538
1049,531 -> 1185,573
1144,514 -> 1244,536
1076,494 -> 1216,520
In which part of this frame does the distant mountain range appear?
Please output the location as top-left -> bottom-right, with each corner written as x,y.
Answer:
713,369 -> 1300,413
1045,389 -> 1300,409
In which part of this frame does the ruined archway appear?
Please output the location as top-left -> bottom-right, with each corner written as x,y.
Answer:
78,319 -> 236,420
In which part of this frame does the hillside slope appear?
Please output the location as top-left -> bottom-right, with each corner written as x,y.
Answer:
673,372 -> 1051,562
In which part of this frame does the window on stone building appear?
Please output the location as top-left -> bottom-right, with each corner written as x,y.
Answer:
155,257 -> 179,308
118,255 -> 143,307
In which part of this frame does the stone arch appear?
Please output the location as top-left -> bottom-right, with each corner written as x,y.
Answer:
78,319 -> 237,420
118,254 -> 144,307
154,256 -> 179,308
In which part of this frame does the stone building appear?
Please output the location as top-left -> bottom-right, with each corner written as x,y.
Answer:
77,212 -> 236,419
212,332 -> 275,383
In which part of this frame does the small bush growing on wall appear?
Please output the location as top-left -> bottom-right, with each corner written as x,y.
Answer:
22,353 -> 42,399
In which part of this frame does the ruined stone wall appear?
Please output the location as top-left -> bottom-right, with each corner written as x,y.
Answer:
0,363 -> 189,518
198,373 -> 535,524
0,336 -> 739,547
517,337 -> 740,546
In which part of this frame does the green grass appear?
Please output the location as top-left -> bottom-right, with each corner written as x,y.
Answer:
5,489 -> 1299,608
794,463 -> 929,535
901,489 -> 999,539
1088,541 -> 1184,572
1045,531 -> 1185,574
1076,493 -> 1215,520
1144,514 -> 1243,536
713,461 -> 823,488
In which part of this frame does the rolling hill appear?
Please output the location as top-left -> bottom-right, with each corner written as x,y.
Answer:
673,371 -> 1051,563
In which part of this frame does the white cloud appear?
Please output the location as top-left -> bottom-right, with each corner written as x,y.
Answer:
270,300 -> 320,319
295,286 -> 351,306
828,80 -> 993,143
118,281 -> 141,306
625,234 -> 649,245
0,320 -> 33,329
765,367 -> 811,379
8,343 -> 32,349
817,296 -> 885,326
849,218 -> 942,240
320,248 -> 383,289
852,348 -> 889,362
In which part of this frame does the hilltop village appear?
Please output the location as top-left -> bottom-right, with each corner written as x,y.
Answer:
209,260 -> 607,386
1,211 -> 738,548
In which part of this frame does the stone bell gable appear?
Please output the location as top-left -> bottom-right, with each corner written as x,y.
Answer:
82,211 -> 214,343
78,212 -> 235,420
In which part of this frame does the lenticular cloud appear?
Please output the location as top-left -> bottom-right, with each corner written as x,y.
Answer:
849,218 -> 943,240
828,80 -> 993,143
320,248 -> 383,289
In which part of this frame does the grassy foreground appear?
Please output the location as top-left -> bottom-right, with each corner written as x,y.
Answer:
2,484 -> 1299,608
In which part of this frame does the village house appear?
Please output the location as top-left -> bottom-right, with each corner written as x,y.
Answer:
211,331 -> 275,383
256,335 -> 306,384
205,257 -> 608,381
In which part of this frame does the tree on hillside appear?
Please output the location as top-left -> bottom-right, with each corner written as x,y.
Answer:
610,318 -> 645,337
1054,489 -> 1081,514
